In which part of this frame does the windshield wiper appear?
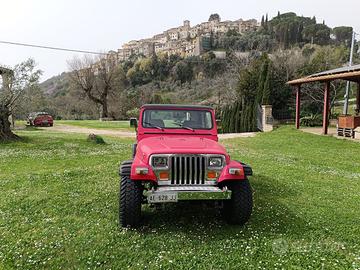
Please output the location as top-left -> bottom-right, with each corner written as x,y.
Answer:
181,126 -> 194,131
144,121 -> 164,131
173,122 -> 194,131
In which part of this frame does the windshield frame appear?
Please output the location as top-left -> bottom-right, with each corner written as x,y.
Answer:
141,108 -> 214,130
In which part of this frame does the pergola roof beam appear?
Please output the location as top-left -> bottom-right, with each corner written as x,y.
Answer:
287,70 -> 360,85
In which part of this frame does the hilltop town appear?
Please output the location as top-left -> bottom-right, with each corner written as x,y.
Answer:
107,14 -> 258,62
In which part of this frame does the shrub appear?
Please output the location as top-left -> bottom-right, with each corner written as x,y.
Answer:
126,108 -> 140,119
300,114 -> 322,127
87,134 -> 105,144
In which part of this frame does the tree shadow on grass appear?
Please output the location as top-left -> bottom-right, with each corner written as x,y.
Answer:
138,175 -> 310,239
22,125 -> 44,131
0,132 -> 44,145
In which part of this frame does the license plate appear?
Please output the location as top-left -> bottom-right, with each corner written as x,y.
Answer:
148,193 -> 178,203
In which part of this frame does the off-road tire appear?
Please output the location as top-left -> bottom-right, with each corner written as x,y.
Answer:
119,160 -> 142,228
222,179 -> 253,225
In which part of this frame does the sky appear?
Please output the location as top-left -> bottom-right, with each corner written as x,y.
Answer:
1,0 -> 359,82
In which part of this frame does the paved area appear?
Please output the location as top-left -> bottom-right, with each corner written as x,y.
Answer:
218,132 -> 257,139
300,127 -> 337,136
40,124 -> 257,139
301,127 -> 360,142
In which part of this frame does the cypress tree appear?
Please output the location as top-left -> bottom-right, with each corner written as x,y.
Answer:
236,100 -> 242,133
232,103 -> 238,132
262,67 -> 271,105
298,23 -> 303,43
223,107 -> 230,133
284,26 -> 289,48
246,105 -> 252,131
256,60 -> 268,104
238,101 -> 243,132
221,108 -> 227,133
265,14 -> 269,32
226,105 -> 232,133
228,105 -> 234,132
234,102 -> 239,133
250,103 -> 256,131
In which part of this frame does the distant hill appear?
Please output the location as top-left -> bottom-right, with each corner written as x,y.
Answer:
40,72 -> 71,97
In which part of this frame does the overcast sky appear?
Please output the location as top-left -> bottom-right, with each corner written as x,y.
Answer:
1,0 -> 359,81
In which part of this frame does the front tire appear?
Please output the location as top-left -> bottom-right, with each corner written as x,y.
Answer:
222,179 -> 253,225
119,160 -> 142,228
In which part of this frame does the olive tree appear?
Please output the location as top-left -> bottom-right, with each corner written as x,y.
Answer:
0,59 -> 42,141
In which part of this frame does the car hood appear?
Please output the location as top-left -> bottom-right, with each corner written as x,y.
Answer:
138,135 -> 227,157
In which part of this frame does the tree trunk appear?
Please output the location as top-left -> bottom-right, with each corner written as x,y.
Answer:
0,105 -> 18,141
100,100 -> 108,119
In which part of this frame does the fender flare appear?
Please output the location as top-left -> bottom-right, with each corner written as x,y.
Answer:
235,160 -> 253,176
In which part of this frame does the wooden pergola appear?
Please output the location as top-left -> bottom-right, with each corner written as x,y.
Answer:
287,65 -> 360,135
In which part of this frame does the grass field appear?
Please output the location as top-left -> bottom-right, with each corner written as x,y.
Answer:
56,120 -> 131,130
1,127 -> 360,269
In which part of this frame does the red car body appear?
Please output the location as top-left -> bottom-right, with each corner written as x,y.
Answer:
131,105 -> 246,182
119,104 -> 253,227
28,112 -> 53,127
131,136 -> 246,182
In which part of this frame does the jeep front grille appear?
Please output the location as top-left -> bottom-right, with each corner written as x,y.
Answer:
170,155 -> 206,185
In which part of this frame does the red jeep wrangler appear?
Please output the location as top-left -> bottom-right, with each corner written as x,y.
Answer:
119,104 -> 253,227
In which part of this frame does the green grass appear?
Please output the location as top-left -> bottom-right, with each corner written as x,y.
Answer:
1,127 -> 360,269
56,120 -> 132,130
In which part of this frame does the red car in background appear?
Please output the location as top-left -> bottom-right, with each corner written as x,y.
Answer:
27,112 -> 54,127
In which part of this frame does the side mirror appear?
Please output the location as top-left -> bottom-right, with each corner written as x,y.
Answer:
130,118 -> 138,128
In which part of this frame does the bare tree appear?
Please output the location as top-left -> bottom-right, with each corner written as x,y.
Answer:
301,81 -> 343,116
0,59 -> 42,141
68,55 -> 125,119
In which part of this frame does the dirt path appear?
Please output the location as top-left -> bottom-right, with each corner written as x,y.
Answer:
40,124 -> 136,137
40,124 -> 257,139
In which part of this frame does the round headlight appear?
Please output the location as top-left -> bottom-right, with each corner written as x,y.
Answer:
152,156 -> 168,168
209,157 -> 223,167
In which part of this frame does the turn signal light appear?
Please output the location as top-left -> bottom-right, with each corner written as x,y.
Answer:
135,167 -> 149,175
159,171 -> 169,180
229,168 -> 242,175
207,171 -> 218,179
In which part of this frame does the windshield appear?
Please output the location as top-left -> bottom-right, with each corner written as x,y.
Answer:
142,109 -> 213,130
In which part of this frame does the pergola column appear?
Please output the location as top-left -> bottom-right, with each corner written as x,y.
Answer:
322,81 -> 330,135
356,82 -> 360,114
295,84 -> 301,129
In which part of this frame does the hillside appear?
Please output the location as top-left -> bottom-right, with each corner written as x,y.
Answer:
37,12 -> 356,122
40,72 -> 70,97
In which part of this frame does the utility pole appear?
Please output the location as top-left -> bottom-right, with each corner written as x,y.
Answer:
343,31 -> 356,115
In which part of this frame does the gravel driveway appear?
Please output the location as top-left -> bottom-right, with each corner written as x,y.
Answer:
41,124 -> 257,139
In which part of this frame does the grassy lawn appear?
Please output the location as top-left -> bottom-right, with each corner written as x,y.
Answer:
1,127 -> 360,269
55,120 -> 131,131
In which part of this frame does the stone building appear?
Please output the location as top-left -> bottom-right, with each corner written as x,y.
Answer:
110,15 -> 258,62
